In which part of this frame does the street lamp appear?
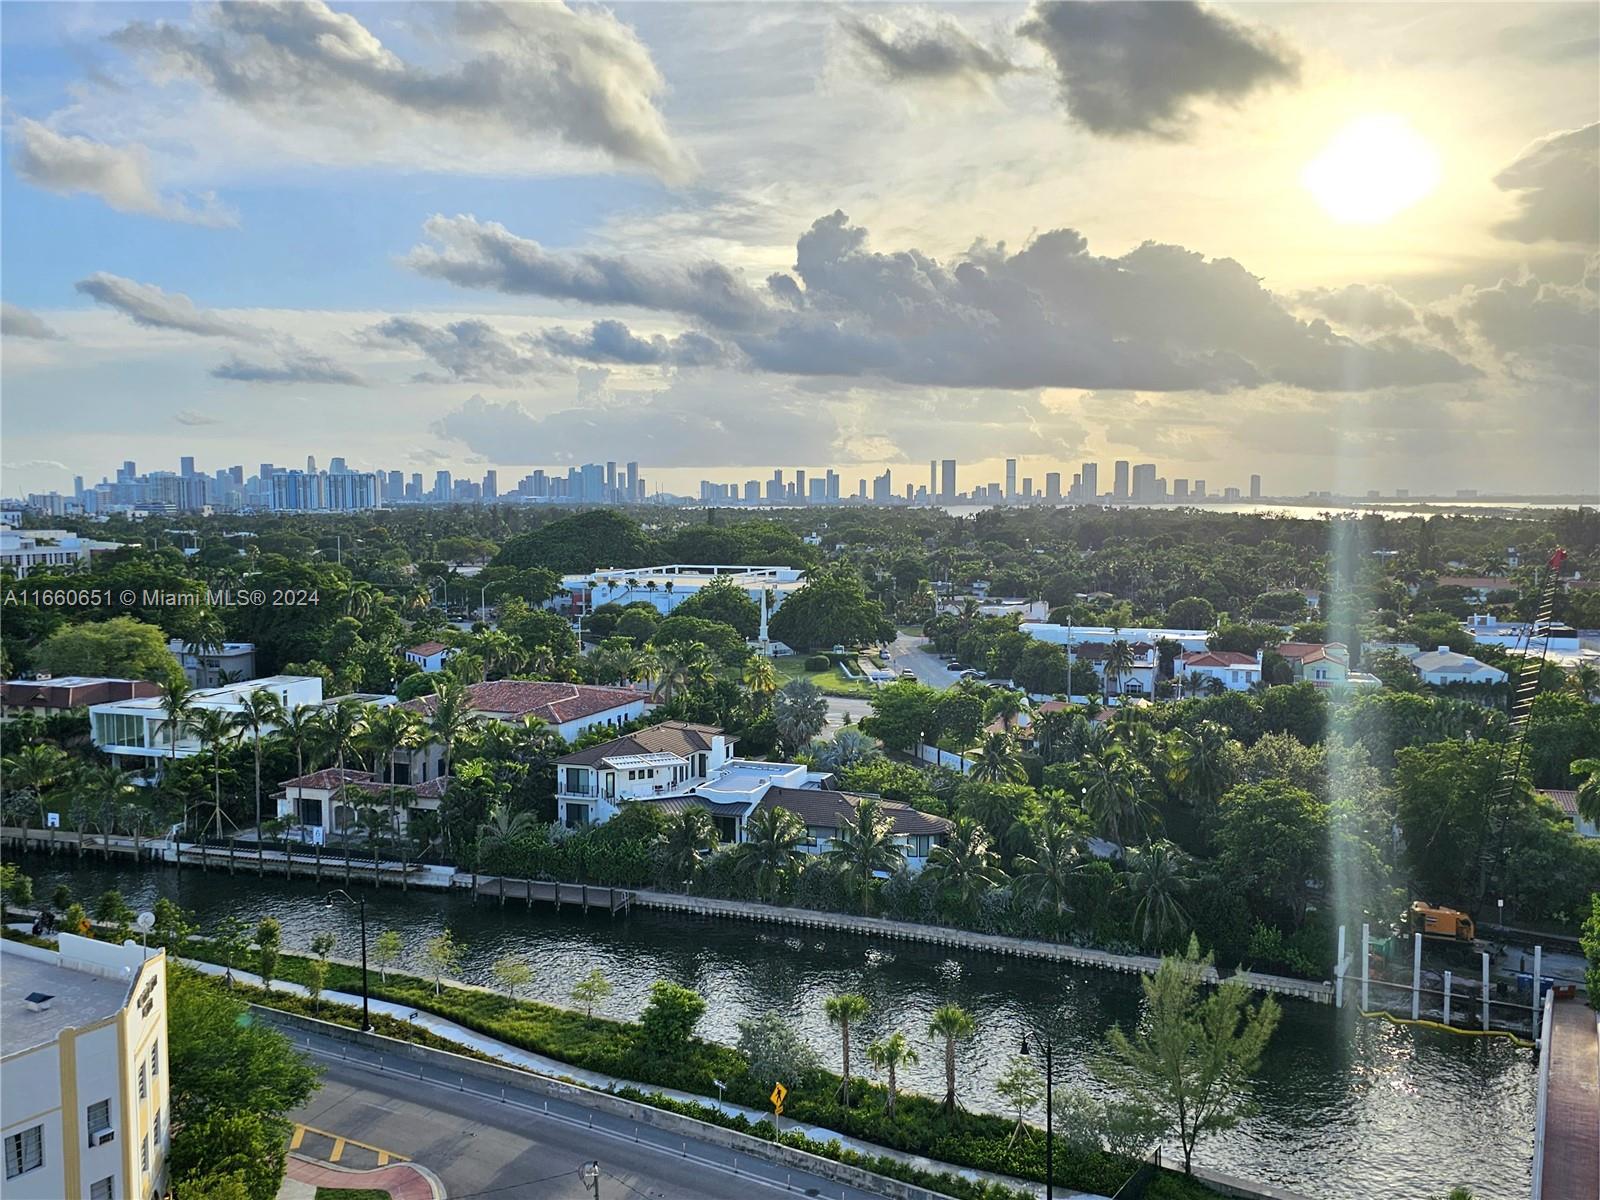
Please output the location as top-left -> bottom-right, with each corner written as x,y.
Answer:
1020,1032 -> 1054,1200
324,889 -> 372,1032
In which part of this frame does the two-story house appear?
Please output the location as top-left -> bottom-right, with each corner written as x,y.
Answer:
1273,642 -> 1351,687
555,722 -> 740,827
275,768 -> 449,841
1177,650 -> 1261,692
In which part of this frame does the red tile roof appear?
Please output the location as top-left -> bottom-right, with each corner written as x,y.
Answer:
1540,789 -> 1580,819
279,767 -> 449,799
1180,651 -> 1257,668
557,721 -> 726,766
406,641 -> 450,657
405,680 -> 643,724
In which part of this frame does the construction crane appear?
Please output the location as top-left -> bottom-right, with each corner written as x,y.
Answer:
1479,547 -> 1567,905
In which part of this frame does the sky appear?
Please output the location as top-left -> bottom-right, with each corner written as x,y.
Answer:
2,0 -> 1597,500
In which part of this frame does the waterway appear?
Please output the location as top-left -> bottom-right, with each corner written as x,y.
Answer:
24,857 -> 1535,1200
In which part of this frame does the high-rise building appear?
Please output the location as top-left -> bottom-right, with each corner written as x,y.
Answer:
626,461 -> 640,501
387,470 -> 403,498
826,469 -> 840,501
1080,462 -> 1098,501
795,469 -> 806,501
434,470 -> 451,501
307,455 -> 317,473
1005,458 -> 1018,499
1045,472 -> 1061,500
1021,476 -> 1033,499
856,479 -> 867,500
929,460 -> 937,498
1174,478 -> 1189,499
871,468 -> 892,502
120,460 -> 136,483
1193,479 -> 1206,498
329,457 -> 347,474
1113,461 -> 1130,501
1224,486 -> 1242,501
483,470 -> 498,500
1250,474 -> 1262,500
940,459 -> 956,501
1131,463 -> 1156,502
1070,472 -> 1082,501
744,479 -> 760,502
606,461 -> 617,498
179,456 -> 195,478
259,463 -> 275,483
767,470 -> 784,502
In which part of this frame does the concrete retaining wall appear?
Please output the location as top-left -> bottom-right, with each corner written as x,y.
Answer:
253,1007 -> 967,1200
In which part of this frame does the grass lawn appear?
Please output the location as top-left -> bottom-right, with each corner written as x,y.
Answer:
315,1190 -> 389,1200
773,655 -> 876,698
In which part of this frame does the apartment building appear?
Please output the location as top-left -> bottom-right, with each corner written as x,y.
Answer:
0,528 -> 124,578
1,936 -> 169,1200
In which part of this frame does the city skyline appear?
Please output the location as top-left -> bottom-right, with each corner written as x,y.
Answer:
3,3 -> 1597,499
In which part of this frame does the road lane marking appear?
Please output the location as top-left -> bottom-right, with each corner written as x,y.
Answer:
329,1137 -> 346,1163
291,1122 -> 408,1164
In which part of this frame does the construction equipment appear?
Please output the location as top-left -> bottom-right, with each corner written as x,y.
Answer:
1410,901 -> 1476,943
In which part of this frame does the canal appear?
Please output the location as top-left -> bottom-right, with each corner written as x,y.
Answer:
23,857 -> 1534,1199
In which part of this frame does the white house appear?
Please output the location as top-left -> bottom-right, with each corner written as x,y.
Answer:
166,639 -> 257,687
1273,642 -> 1352,688
560,564 -> 806,620
89,675 -> 324,776
276,768 -> 449,840
1021,623 -> 1211,655
403,641 -> 455,673
1,935 -> 169,1200
1539,789 -> 1597,839
1069,641 -> 1160,696
0,528 -> 125,579
1409,647 -> 1509,687
1178,650 -> 1262,692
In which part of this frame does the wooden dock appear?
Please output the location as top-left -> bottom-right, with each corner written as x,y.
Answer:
1534,995 -> 1600,1200
630,890 -> 1335,1003
470,876 -> 633,915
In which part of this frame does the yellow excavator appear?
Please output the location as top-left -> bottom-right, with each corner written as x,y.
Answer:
1408,901 -> 1476,943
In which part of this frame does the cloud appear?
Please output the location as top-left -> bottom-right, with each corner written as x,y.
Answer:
540,320 -> 728,367
1297,284 -> 1417,330
404,214 -> 770,328
1492,123 -> 1599,244
75,272 -> 260,339
2,459 -> 68,471
111,0 -> 692,182
11,119 -> 235,226
840,12 -> 1015,87
1,302 -> 60,340
361,316 -> 550,383
1456,265 -> 1598,382
211,350 -> 365,385
173,408 -> 223,426
1017,1 -> 1297,138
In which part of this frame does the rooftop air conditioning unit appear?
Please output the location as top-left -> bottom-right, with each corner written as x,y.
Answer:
23,992 -> 54,1012
93,1128 -> 116,1146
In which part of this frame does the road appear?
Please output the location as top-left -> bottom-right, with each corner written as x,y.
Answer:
286,1029 -> 889,1200
883,630 -> 954,689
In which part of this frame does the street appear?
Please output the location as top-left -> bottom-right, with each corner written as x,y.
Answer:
286,1029 -> 890,1200
883,630 -> 953,689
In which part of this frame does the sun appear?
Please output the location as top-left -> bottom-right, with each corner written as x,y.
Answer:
1301,114 -> 1441,225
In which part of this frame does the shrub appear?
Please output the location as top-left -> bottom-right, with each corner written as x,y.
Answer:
639,980 -> 707,1051
805,654 -> 831,672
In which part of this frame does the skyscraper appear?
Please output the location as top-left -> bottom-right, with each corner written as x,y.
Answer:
606,461 -> 617,499
795,469 -> 806,501
1113,460 -> 1129,501
307,455 -> 317,473
1194,479 -> 1206,498
872,468 -> 892,501
179,456 -> 195,477
329,457 -> 347,474
1005,458 -> 1017,499
940,459 -> 956,501
1080,462 -> 1098,501
1174,478 -> 1189,499
434,470 -> 451,501
1131,463 -> 1156,501
483,470 -> 498,500
626,461 -> 640,501
1045,472 -> 1061,500
1250,474 -> 1262,500
929,460 -> 937,498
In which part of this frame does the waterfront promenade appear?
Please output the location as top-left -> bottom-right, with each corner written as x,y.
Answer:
1534,995 -> 1599,1200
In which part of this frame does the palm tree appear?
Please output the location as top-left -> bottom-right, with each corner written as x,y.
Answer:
364,705 -> 425,849
1012,818 -> 1082,932
476,799 -> 538,863
86,763 -> 137,859
158,678 -> 197,774
927,1004 -> 976,1114
774,678 -> 828,754
923,819 -> 1007,920
1124,839 -> 1194,950
823,992 -> 870,1106
634,649 -> 662,696
1163,721 -> 1233,813
1102,639 -> 1136,700
276,703 -> 322,780
1078,744 -> 1155,853
659,807 -> 719,888
2,743 -> 68,851
825,798 -> 904,914
866,1031 -> 918,1118
316,698 -> 368,779
427,678 -> 476,777
969,731 -> 1026,784
1568,664 -> 1600,702
742,656 -> 778,707
1572,757 -> 1600,827
189,708 -> 239,838
990,689 -> 1027,731
232,688 -> 286,866
731,805 -> 808,901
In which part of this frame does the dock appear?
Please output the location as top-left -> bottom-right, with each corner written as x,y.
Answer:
471,876 -> 633,915
1533,995 -> 1600,1200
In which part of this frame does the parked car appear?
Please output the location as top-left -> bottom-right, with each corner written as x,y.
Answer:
960,668 -> 987,679
899,668 -> 917,680
946,661 -> 964,671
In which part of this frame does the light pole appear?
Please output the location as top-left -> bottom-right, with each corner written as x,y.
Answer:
1021,1033 -> 1053,1200
324,889 -> 371,1032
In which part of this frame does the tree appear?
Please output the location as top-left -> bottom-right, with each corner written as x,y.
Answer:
166,967 -> 320,1200
1095,937 -> 1281,1175
0,865 -> 33,917
994,1054 -> 1045,1146
372,929 -> 403,982
1102,639 -> 1136,700
1013,817 -> 1083,932
1215,782 -> 1326,930
159,677 -> 197,773
255,917 -> 282,991
152,897 -> 197,949
94,888 -> 136,941
492,954 -> 535,999
2,742 -> 68,850
572,967 -> 613,1018
774,678 -> 828,754
1078,744 -> 1156,853
427,678 -> 477,777
825,798 -> 905,914
212,916 -> 250,985
823,992 -> 870,1106
924,819 -> 1007,920
1582,893 -> 1600,1006
35,615 -> 183,682
805,728 -> 881,773
860,681 -> 940,752
639,980 -> 706,1051
926,1004 -> 976,1114
743,655 -> 778,705
1166,597 -> 1216,631
1124,840 -> 1195,950
739,1011 -> 821,1086
189,708 -> 239,838
969,731 -> 1026,784
767,565 -> 892,650
306,932 -> 336,1010
732,805 -> 808,901
1573,757 -> 1600,827
659,807 -> 719,888
671,577 -> 762,637
233,688 -> 286,866
423,931 -> 462,996
866,1031 -> 918,1118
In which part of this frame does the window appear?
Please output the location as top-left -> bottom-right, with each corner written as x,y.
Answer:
152,1110 -> 162,1146
151,1040 -> 160,1077
5,1126 -> 43,1178
138,1063 -> 147,1100
91,1177 -> 115,1200
87,1099 -> 112,1143
141,1135 -> 149,1174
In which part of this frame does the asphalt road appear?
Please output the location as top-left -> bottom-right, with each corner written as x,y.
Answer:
286,1029 -> 887,1200
883,631 -> 954,689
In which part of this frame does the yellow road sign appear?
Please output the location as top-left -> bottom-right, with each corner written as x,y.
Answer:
770,1081 -> 788,1114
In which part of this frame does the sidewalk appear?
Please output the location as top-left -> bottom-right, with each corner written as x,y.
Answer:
279,1154 -> 444,1200
189,958 -> 1102,1200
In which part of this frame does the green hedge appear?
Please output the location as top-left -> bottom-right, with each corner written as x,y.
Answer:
186,942 -> 1219,1199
